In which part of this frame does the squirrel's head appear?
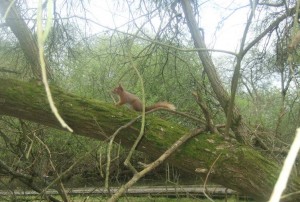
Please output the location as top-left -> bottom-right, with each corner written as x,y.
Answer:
112,84 -> 124,94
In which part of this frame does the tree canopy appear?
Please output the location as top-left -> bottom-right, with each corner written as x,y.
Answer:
0,0 -> 300,201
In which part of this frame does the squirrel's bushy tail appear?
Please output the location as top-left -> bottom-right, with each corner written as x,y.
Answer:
146,102 -> 176,111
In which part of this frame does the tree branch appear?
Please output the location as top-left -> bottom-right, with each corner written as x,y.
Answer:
0,78 -> 300,201
108,128 -> 204,202
180,0 -> 250,144
0,0 -> 52,80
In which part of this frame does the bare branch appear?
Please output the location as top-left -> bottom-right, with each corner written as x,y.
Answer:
108,128 -> 204,202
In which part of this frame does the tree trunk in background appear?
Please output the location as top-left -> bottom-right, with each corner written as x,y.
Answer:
180,0 -> 251,144
0,0 -> 52,80
0,78 -> 300,201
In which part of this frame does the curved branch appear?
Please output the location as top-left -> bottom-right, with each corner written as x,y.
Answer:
243,6 -> 296,56
0,158 -> 60,202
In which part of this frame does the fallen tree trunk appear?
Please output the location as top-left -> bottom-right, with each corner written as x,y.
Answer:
0,78 -> 299,201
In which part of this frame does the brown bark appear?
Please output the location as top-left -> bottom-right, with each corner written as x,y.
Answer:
0,78 -> 300,201
179,0 -> 296,145
0,1 -> 299,200
179,0 -> 251,144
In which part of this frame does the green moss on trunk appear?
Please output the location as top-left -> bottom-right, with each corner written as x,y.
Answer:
0,78 -> 300,201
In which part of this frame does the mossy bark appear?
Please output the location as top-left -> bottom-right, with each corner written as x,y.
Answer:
0,78 -> 299,201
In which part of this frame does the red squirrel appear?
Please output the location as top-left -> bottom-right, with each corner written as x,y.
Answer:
112,84 -> 175,111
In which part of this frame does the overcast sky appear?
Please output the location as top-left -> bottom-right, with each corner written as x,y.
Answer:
26,0 -> 249,52
87,0 -> 249,52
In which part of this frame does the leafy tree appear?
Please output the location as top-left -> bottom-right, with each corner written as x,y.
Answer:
0,0 -> 300,202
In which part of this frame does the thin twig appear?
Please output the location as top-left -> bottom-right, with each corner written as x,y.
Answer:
105,116 -> 140,190
203,153 -> 222,202
108,128 -> 204,202
69,15 -> 238,57
123,51 -> 146,174
32,132 -> 69,202
105,106 -> 203,194
0,158 -> 60,202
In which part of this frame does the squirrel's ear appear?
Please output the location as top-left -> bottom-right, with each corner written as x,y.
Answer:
118,84 -> 123,90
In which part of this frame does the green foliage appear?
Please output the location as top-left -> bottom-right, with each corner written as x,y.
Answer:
56,34 -> 203,110
0,36 -> 28,79
1,1 -> 300,199
235,86 -> 299,141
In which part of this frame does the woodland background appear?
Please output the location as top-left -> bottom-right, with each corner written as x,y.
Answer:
0,0 -> 300,201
